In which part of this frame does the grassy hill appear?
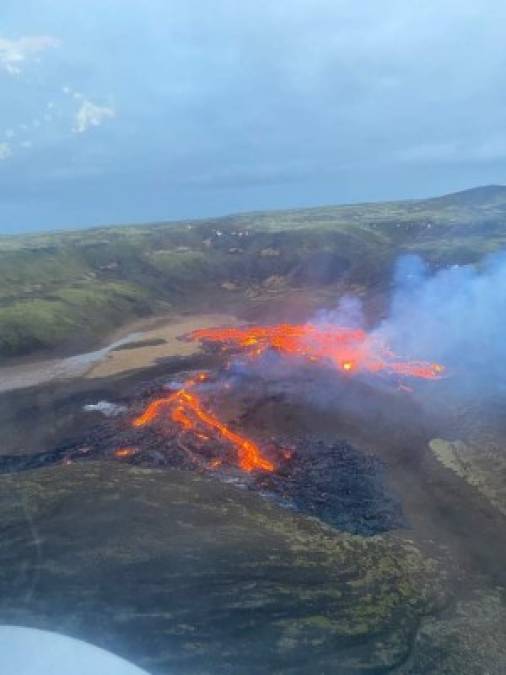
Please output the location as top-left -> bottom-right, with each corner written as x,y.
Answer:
1,185 -> 505,359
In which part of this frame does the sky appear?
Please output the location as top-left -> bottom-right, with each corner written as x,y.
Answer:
1,0 -> 506,233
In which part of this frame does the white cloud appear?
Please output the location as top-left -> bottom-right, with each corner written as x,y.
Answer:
0,35 -> 60,75
20,140 -> 32,149
73,99 -> 116,134
5,129 -> 15,139
0,142 -> 12,160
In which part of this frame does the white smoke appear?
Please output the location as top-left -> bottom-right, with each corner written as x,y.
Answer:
217,251 -> 506,410
373,252 -> 506,396
313,294 -> 365,328
83,401 -> 127,417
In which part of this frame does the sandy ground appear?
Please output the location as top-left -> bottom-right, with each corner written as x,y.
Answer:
0,312 -> 238,393
85,313 -> 239,378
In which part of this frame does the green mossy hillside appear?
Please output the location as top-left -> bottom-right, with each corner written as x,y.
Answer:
1,185 -> 505,358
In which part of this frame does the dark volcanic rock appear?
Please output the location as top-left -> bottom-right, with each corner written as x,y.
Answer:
0,462 -> 443,674
0,435 -> 405,537
256,439 -> 405,535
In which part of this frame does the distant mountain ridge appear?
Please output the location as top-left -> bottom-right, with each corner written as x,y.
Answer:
1,184 -> 506,244
421,184 -> 506,208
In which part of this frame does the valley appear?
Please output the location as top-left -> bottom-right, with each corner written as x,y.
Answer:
1,186 -> 506,673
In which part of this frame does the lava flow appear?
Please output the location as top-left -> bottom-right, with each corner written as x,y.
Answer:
131,373 -> 274,473
121,324 -> 444,477
188,323 -> 445,380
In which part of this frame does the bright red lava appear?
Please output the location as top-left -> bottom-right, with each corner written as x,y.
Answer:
130,372 -> 274,473
113,447 -> 138,459
117,324 -> 445,474
188,323 -> 445,380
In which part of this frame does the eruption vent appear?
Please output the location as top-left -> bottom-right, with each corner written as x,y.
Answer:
188,323 -> 445,380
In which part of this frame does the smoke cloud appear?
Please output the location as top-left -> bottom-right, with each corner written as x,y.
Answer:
205,250 -> 506,424
248,251 -> 506,408
374,252 -> 506,398
313,294 -> 365,329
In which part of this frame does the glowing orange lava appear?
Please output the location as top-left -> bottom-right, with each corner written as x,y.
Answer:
128,325 -> 444,476
132,373 -> 274,473
188,323 -> 445,380
114,447 -> 137,458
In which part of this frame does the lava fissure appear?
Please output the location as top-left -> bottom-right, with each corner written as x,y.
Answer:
187,323 -> 445,380
121,323 -> 445,478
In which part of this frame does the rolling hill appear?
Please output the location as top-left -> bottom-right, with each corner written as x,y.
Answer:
0,185 -> 505,359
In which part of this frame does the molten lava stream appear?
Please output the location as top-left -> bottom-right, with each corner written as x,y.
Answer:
187,323 -> 445,380
131,374 -> 274,473
122,324 -> 445,473
113,447 -> 137,459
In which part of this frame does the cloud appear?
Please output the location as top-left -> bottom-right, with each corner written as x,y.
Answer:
2,0 -> 506,232
0,35 -> 60,75
0,142 -> 12,160
73,98 -> 116,134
